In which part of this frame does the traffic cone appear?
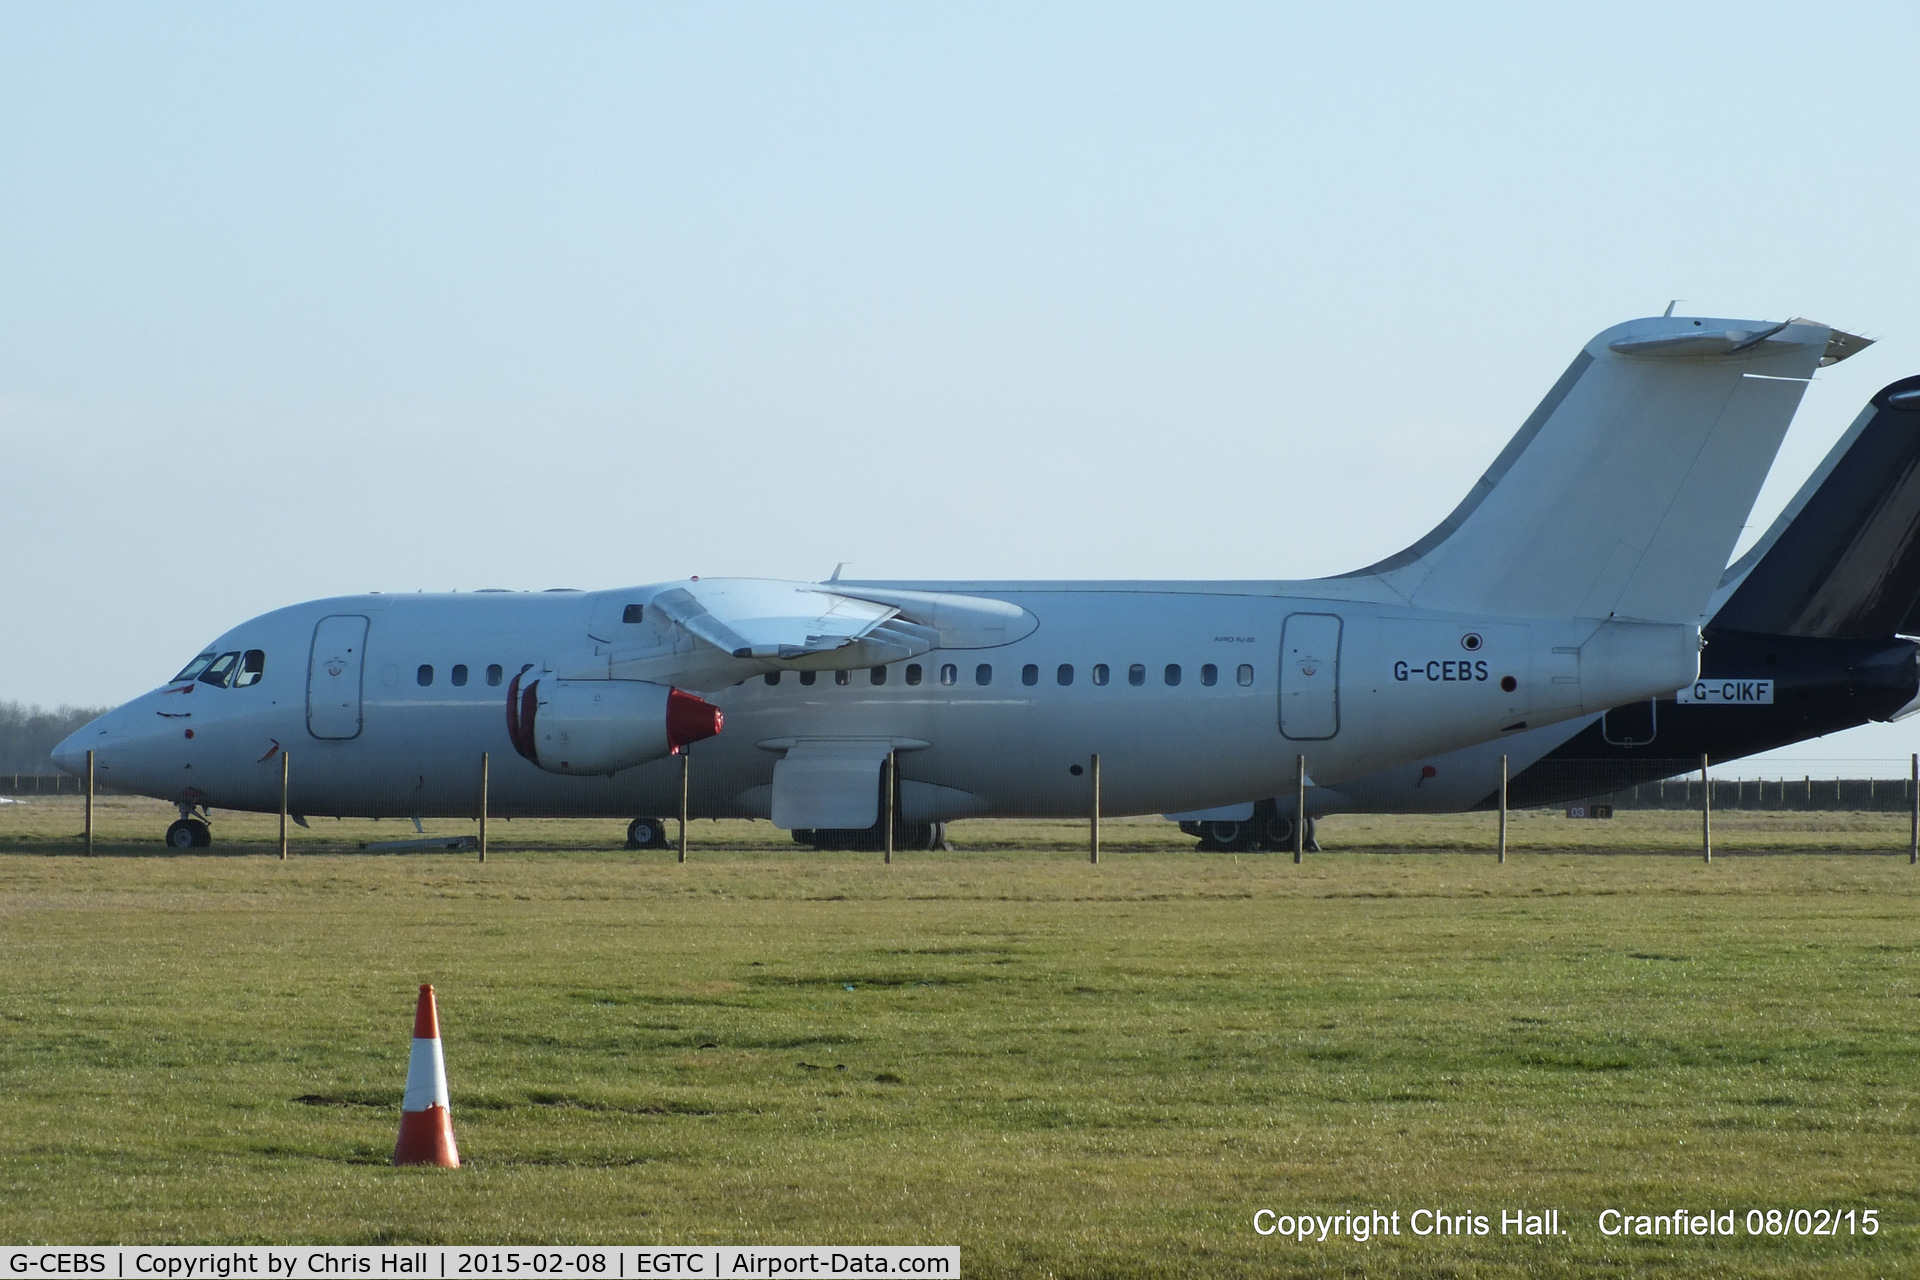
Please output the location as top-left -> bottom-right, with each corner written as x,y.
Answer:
393,984 -> 460,1167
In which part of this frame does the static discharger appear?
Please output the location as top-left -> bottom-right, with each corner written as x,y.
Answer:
394,985 -> 460,1167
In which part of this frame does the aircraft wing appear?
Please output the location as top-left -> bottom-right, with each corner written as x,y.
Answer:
556,577 -> 1037,690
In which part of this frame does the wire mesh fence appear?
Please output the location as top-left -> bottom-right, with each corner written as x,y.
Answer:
4,752 -> 1919,859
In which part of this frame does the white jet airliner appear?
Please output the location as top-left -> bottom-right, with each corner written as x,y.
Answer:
56,314 -> 1858,849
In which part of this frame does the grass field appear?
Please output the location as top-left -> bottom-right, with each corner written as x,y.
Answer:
2,797 -> 1916,1277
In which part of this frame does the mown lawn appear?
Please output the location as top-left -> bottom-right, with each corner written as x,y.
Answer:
1,797 -> 1914,1277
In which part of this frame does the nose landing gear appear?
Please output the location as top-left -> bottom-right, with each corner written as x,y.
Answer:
626,817 -> 668,849
166,800 -> 213,848
166,818 -> 211,848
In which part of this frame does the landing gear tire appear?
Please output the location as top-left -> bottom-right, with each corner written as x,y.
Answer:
166,819 -> 210,849
626,817 -> 668,850
1262,815 -> 1296,849
800,820 -> 948,852
1200,819 -> 1257,851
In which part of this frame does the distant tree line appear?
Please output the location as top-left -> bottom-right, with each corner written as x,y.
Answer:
0,701 -> 107,774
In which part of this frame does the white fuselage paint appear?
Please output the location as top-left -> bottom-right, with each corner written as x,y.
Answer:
75,583 -> 1701,824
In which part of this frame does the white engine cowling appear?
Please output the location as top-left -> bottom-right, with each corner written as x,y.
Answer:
505,675 -> 723,776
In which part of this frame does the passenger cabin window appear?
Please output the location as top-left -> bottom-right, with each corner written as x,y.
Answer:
1092,663 -> 1109,686
417,664 -> 434,687
1237,664 -> 1254,686
1021,664 -> 1039,686
1128,663 -> 1146,687
172,652 -> 217,683
800,671 -> 817,686
622,604 -> 644,623
233,650 -> 266,688
1164,663 -> 1181,686
1057,663 -> 1074,686
764,671 -> 782,686
940,663 -> 957,686
200,652 -> 241,688
835,669 -> 851,686
1201,663 -> 1218,687
486,664 -> 504,686
451,664 -> 469,687
871,666 -> 886,685
975,664 -> 993,686
906,664 -> 923,686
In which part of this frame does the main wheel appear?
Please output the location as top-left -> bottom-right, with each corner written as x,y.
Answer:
1262,815 -> 1296,849
166,819 -> 210,849
1204,819 -> 1244,848
626,817 -> 667,850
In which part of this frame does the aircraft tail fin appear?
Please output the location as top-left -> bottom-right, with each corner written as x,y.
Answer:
1343,315 -> 1865,624
1712,376 -> 1920,638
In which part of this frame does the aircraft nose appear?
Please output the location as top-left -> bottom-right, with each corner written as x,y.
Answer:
51,728 -> 92,778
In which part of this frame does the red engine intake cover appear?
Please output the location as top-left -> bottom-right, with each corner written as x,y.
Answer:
505,672 -> 539,762
665,688 -> 724,749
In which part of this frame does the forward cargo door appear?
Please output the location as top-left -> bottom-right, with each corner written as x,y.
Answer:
307,615 -> 369,740
1279,612 -> 1342,740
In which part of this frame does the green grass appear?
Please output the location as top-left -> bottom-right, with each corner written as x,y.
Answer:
1,798 -> 1916,1277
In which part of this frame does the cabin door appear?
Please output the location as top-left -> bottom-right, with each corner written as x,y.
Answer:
307,614 -> 370,740
1279,612 -> 1342,740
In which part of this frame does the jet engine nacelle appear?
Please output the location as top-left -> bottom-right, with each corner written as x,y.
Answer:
506,674 -> 722,775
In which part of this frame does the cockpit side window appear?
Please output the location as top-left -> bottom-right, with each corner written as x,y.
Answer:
172,653 -> 217,683
199,652 -> 241,688
233,650 -> 266,687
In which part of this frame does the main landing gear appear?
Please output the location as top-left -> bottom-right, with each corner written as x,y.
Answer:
1181,801 -> 1318,853
626,817 -> 668,849
793,821 -> 950,852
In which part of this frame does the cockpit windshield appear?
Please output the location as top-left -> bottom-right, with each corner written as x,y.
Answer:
170,649 -> 265,688
172,653 -> 217,683
200,653 -> 241,688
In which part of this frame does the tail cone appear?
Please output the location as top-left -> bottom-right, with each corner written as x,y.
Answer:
393,984 -> 460,1167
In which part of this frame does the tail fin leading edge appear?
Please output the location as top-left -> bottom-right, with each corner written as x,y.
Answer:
1345,316 -> 1856,625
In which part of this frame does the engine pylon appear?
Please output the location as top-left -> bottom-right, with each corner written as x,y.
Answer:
393,984 -> 460,1167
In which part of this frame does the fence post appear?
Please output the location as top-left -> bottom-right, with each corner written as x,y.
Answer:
1089,754 -> 1101,864
1498,754 -> 1508,864
678,751 -> 690,864
1293,754 -> 1306,864
84,750 -> 94,857
1701,753 -> 1711,863
279,751 -> 289,860
477,752 -> 488,863
1910,754 -> 1917,865
884,750 -> 895,865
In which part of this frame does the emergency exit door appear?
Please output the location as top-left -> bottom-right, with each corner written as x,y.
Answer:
307,614 -> 369,740
1280,612 -> 1342,740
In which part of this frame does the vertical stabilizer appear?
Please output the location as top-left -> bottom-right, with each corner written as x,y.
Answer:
1711,376 -> 1920,638
1343,316 -> 1860,625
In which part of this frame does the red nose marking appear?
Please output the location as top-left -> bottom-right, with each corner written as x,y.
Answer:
666,689 -> 723,749
1420,765 -> 1437,778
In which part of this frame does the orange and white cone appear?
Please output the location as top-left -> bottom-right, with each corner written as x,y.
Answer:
393,984 -> 460,1167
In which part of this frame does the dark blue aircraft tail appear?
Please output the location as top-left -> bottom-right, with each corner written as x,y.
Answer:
1713,376 -> 1920,638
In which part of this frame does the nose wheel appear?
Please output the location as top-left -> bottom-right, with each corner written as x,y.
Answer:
626,817 -> 668,849
166,819 -> 211,849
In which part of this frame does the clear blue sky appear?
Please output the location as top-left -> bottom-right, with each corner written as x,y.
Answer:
5,4 -> 1917,771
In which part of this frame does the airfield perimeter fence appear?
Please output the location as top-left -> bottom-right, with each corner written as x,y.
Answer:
6,752 -> 1920,860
